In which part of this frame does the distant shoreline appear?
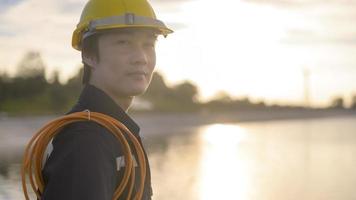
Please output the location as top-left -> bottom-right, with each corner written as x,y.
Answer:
131,109 -> 356,136
1,109 -> 355,137
133,108 -> 356,123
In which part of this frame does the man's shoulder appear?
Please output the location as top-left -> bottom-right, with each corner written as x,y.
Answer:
52,120 -> 116,149
58,120 -> 104,136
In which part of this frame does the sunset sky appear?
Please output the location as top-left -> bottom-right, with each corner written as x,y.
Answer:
0,0 -> 356,107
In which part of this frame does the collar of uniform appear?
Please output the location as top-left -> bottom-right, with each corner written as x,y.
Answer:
72,84 -> 140,136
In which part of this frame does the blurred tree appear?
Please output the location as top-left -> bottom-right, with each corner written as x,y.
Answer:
212,91 -> 233,103
1,51 -> 47,100
16,51 -> 45,78
143,72 -> 170,99
172,81 -> 199,104
48,71 -> 68,111
142,72 -> 200,111
204,95 -> 256,111
141,72 -> 171,111
0,76 -> 4,109
351,95 -> 356,109
43,67 -> 83,113
64,67 -> 83,98
331,96 -> 345,109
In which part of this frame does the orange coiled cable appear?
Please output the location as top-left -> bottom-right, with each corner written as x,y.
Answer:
21,110 -> 146,200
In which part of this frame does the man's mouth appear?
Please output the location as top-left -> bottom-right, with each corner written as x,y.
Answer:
127,71 -> 147,79
127,70 -> 147,76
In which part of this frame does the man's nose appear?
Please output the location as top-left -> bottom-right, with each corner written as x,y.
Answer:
130,44 -> 148,66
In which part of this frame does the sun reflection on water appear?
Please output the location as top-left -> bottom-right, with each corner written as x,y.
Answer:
198,123 -> 251,200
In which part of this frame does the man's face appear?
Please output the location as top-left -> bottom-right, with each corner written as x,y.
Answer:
89,28 -> 157,98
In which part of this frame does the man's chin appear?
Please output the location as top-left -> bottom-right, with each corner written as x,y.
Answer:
126,87 -> 147,97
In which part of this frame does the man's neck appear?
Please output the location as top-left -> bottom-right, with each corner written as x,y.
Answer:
89,83 -> 133,112
112,95 -> 134,113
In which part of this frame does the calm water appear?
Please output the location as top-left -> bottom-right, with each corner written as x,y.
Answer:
0,115 -> 355,200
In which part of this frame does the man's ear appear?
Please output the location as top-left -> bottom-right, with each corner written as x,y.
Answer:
82,53 -> 98,69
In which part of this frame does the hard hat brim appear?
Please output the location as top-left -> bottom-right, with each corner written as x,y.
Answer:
72,14 -> 173,51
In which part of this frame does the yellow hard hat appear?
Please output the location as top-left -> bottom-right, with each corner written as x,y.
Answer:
72,0 -> 173,51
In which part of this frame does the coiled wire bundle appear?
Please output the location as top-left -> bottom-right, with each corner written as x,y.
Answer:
21,110 -> 146,200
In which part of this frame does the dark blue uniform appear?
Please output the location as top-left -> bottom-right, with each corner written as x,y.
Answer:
41,84 -> 153,200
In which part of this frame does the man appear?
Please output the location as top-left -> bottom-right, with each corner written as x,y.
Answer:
41,0 -> 173,199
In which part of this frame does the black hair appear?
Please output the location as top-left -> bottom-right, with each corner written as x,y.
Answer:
81,34 -> 100,84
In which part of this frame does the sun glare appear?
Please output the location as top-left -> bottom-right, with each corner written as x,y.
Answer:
157,0 -> 310,103
198,123 -> 251,200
